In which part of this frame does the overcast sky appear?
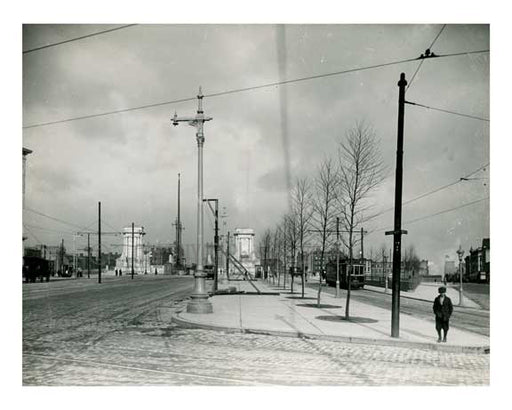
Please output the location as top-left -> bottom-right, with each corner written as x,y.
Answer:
21,23 -> 490,274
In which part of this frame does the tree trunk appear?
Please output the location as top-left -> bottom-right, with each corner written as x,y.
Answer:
345,231 -> 353,320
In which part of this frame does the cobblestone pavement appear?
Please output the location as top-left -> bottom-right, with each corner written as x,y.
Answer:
23,276 -> 489,386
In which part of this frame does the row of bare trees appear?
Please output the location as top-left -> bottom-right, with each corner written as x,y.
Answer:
258,121 -> 387,319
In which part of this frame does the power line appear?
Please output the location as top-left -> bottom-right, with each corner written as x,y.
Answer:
405,100 -> 490,122
22,49 -> 489,130
363,162 -> 489,223
23,224 -> 43,243
101,218 -> 120,232
23,223 -> 75,235
24,207 -> 92,230
23,24 -> 137,54
371,196 -> 489,234
403,196 -> 489,226
407,24 -> 446,91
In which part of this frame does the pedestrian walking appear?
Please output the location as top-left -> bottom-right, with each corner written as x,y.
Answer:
433,286 -> 453,343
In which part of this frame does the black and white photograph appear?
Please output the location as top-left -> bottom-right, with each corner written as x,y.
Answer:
8,1 -> 507,406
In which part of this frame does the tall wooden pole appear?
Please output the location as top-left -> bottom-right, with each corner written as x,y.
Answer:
87,233 -> 90,279
98,202 -> 101,284
226,231 -> 230,280
176,173 -> 182,270
387,73 -> 408,338
214,200 -> 219,292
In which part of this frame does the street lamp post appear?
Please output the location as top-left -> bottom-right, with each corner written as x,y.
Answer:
456,245 -> 465,306
172,87 -> 213,314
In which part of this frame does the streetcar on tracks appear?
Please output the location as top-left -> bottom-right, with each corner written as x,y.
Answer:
324,259 -> 365,289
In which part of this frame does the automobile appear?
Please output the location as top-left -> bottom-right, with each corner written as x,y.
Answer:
204,264 -> 215,279
23,256 -> 51,283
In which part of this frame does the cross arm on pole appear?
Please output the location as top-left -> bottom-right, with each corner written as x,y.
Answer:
385,230 -> 408,236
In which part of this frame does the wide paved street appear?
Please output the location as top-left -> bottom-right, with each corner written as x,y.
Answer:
23,276 -> 489,386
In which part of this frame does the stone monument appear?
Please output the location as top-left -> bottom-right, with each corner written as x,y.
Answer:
115,226 -> 148,274
234,228 -> 260,277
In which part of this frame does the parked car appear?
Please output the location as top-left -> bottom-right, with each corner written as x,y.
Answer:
204,264 -> 215,279
23,256 -> 51,283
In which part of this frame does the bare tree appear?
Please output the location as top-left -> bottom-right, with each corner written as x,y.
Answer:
272,225 -> 282,285
292,177 -> 314,298
337,121 -> 386,319
284,211 -> 298,293
403,244 -> 421,277
281,218 -> 288,289
259,229 -> 272,280
312,157 -> 339,306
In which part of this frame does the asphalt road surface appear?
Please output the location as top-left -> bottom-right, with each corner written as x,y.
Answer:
23,275 -> 489,386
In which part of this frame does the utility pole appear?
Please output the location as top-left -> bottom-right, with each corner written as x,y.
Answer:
175,173 -> 183,272
87,233 -> 91,279
171,86 -> 213,314
203,199 -> 219,293
226,231 -> 230,279
60,239 -> 64,276
385,73 -> 408,338
131,222 -> 135,280
78,228 -> 120,280
98,201 -> 102,284
360,227 -> 364,262
336,217 -> 340,298
73,235 -> 76,277
174,174 -> 183,271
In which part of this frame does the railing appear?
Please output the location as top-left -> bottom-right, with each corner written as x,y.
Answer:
219,248 -> 260,294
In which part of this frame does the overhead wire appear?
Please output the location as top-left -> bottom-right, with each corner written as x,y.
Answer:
23,223 -> 76,235
22,49 -> 489,130
370,196 -> 489,234
23,224 -> 43,243
24,207 -> 94,230
363,162 -> 489,224
406,24 -> 446,91
23,24 -> 137,54
405,100 -> 490,122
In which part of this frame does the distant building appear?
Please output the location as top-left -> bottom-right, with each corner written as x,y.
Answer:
308,249 -> 339,275
464,238 -> 490,283
234,228 -> 259,277
444,260 -> 457,277
22,147 -> 33,242
150,246 -> 172,266
418,259 -> 429,276
115,226 -> 148,274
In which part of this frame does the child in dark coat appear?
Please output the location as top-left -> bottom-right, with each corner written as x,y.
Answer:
433,286 -> 453,342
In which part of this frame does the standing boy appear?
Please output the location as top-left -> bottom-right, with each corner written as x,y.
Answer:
433,286 -> 453,342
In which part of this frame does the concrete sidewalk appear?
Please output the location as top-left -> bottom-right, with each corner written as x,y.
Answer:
365,282 -> 484,310
172,279 -> 490,354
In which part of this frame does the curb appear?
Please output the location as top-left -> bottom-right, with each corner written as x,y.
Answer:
171,312 -> 489,355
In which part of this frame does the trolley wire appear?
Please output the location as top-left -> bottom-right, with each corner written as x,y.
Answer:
370,196 -> 489,234
405,100 -> 490,122
363,162 -> 489,224
24,207 -> 94,230
23,24 -> 137,54
406,24 -> 446,91
22,49 -> 489,130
